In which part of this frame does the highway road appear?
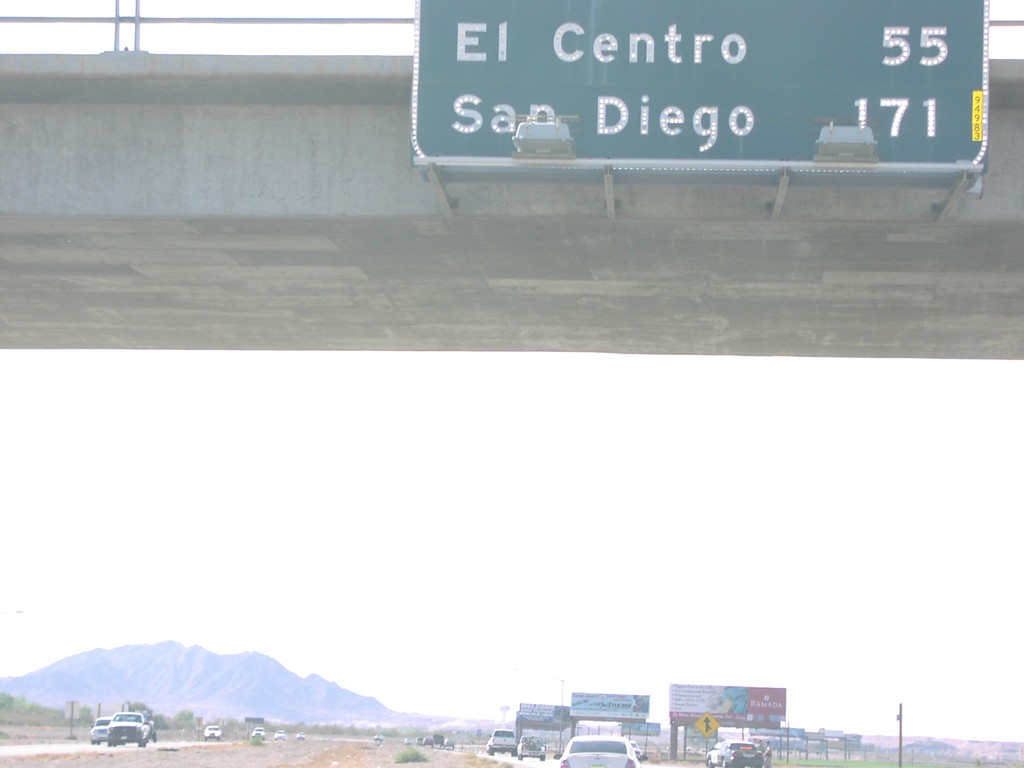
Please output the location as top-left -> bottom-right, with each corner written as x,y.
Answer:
0,739 -> 207,758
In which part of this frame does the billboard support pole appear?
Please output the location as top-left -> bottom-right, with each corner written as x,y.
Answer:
897,704 -> 903,768
604,167 -> 615,220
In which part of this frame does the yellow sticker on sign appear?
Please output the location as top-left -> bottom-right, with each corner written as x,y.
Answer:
972,90 -> 984,142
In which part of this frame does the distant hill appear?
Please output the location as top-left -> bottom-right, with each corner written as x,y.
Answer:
0,641 -> 423,726
859,735 -> 1024,763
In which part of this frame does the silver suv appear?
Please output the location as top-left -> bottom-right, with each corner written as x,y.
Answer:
487,729 -> 517,756
90,717 -> 111,745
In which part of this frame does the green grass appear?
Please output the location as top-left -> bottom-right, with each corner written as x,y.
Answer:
396,747 -> 429,763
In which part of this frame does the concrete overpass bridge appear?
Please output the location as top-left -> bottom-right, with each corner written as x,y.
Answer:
1,53 -> 1023,357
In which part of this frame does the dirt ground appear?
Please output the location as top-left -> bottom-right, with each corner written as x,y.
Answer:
0,735 -> 487,768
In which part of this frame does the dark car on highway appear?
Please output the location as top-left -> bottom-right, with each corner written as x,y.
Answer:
707,741 -> 764,768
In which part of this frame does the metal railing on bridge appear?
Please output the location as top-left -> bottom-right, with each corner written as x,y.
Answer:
0,1 -> 414,54
0,2 -> 1020,57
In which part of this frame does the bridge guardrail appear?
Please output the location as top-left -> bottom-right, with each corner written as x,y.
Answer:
0,4 -> 1018,57
0,1 -> 414,54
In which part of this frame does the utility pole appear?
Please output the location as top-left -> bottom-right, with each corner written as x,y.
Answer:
897,704 -> 903,768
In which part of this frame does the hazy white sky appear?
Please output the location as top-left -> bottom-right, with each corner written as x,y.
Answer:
2,351 -> 1023,744
1,0 -> 1023,747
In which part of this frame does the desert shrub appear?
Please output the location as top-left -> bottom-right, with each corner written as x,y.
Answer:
395,747 -> 428,763
0,694 -> 64,727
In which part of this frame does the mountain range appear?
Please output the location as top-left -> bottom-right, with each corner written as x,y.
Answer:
7,646 -> 1021,761
0,641 -> 435,726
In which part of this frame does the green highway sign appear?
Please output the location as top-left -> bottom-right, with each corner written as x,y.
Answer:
411,0 -> 989,170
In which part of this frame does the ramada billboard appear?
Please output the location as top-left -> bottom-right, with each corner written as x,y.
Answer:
669,685 -> 786,727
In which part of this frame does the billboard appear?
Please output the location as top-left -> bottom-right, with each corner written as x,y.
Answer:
411,0 -> 989,170
670,685 -> 786,726
518,703 -> 571,725
623,722 -> 662,736
570,693 -> 650,720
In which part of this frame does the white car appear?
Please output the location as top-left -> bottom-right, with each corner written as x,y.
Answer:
90,717 -> 111,745
518,736 -> 546,760
297,732 -> 306,741
274,730 -> 287,741
204,724 -> 222,741
252,726 -> 266,739
559,736 -> 644,768
487,728 -> 517,756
